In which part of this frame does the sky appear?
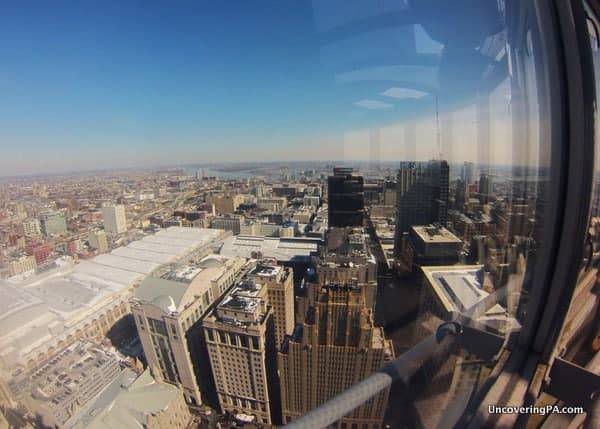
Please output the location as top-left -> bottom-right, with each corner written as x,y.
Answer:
0,1 -> 522,176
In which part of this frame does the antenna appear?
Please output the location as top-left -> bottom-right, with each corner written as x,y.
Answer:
435,94 -> 442,160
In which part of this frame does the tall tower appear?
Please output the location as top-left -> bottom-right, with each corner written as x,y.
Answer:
395,162 -> 431,253
429,160 -> 450,226
328,168 -> 364,228
278,283 -> 394,428
202,278 -> 279,425
394,161 -> 450,254
479,173 -> 494,204
248,263 -> 294,348
461,161 -> 475,184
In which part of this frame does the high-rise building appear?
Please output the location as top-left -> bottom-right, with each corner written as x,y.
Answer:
479,173 -> 494,204
101,204 -> 127,234
279,283 -> 394,428
461,161 -> 475,184
455,179 -> 467,210
131,254 -> 246,406
328,168 -> 364,228
395,162 -> 433,252
88,229 -> 109,254
430,160 -> 450,226
395,161 -> 450,254
202,277 -> 279,425
247,263 -> 294,348
40,211 -> 67,236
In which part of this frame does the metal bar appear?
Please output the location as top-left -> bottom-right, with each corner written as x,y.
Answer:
283,333 -> 455,429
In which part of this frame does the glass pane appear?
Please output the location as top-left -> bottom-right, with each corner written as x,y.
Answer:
0,1 -> 563,428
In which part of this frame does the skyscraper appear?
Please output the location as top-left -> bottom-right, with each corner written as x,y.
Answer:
394,161 -> 450,254
279,282 -> 394,428
202,277 -> 279,425
430,159 -> 450,226
247,263 -> 294,348
461,161 -> 475,184
328,168 -> 364,228
101,204 -> 127,234
479,173 -> 494,204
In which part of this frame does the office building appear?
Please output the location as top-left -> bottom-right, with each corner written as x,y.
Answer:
257,197 -> 288,211
461,161 -> 475,184
132,254 -> 246,406
75,368 -> 192,429
21,218 -> 41,237
247,263 -> 294,347
202,277 -> 278,425
479,173 -> 494,204
430,160 -> 450,226
328,168 -> 364,228
211,214 -> 243,234
102,204 -> 127,234
402,225 -> 462,270
208,195 -> 244,214
395,161 -> 450,254
88,229 -> 109,254
26,242 -> 52,265
40,211 -> 67,236
279,282 -> 394,428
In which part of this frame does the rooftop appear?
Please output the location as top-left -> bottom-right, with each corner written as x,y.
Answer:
0,227 -> 228,369
421,265 -> 487,313
135,254 -> 239,313
412,225 -> 462,244
80,368 -> 184,429
219,234 -> 319,261
210,277 -> 267,326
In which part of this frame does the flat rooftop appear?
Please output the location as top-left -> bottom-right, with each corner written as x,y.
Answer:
211,277 -> 266,325
421,265 -> 486,313
412,225 -> 462,244
251,264 -> 281,278
220,235 -> 319,261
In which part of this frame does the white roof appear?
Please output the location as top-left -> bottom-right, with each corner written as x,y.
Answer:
220,235 -> 318,261
0,227 -> 227,369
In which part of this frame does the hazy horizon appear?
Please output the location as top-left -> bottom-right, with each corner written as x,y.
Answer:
1,1 -> 529,177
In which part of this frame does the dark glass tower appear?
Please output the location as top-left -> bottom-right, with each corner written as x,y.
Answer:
327,168 -> 364,228
394,160 -> 450,254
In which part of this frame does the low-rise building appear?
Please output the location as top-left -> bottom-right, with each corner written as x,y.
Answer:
8,255 -> 37,277
74,368 -> 192,429
25,341 -> 121,428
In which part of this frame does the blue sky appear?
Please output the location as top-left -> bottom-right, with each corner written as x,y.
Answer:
0,1 -> 511,175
